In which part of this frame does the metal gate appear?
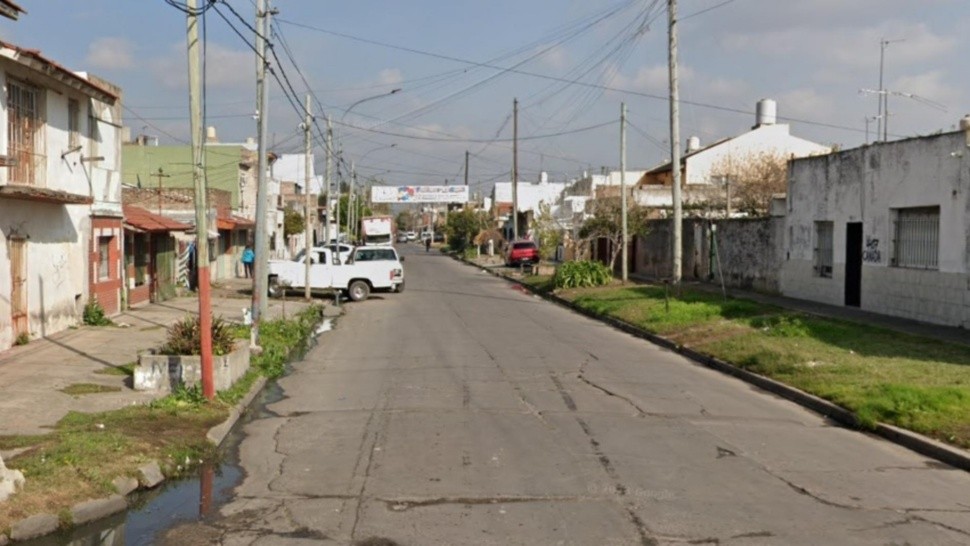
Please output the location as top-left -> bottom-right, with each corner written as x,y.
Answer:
9,239 -> 28,338
7,81 -> 39,185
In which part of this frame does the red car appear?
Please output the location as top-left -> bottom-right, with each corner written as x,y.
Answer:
505,240 -> 539,266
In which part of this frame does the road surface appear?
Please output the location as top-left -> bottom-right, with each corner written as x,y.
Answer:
164,245 -> 970,545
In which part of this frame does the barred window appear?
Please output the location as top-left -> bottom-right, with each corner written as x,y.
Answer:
68,99 -> 80,148
813,221 -> 833,278
892,206 -> 939,269
98,237 -> 111,280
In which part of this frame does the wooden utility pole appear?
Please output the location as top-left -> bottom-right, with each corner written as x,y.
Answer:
620,102 -> 628,283
349,161 -> 356,242
251,0 -> 272,340
512,98 -> 519,240
464,150 -> 469,209
324,116 -> 332,245
668,0 -> 682,285
304,94 -> 312,301
186,0 -> 214,399
152,167 -> 170,216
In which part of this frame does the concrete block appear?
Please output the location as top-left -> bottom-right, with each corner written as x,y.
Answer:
10,513 -> 59,541
0,454 -> 24,502
112,476 -> 139,496
70,495 -> 127,526
138,461 -> 164,489
135,341 -> 249,393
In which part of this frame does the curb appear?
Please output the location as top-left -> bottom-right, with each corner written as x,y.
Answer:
458,255 -> 970,473
207,376 -> 268,446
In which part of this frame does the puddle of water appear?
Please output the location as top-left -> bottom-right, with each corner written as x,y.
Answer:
18,318 -> 328,546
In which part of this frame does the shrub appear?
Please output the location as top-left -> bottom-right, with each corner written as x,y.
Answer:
14,332 -> 29,346
161,315 -> 237,356
83,298 -> 113,326
553,260 -> 613,289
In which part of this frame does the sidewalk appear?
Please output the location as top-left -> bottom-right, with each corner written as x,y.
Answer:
0,278 -> 316,437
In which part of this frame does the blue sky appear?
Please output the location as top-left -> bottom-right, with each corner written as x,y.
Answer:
0,0 -> 965,192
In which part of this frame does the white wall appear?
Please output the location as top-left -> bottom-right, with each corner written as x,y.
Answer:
781,131 -> 970,327
685,124 -> 831,185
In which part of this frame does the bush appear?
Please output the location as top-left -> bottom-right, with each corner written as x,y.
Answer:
161,315 -> 237,356
83,298 -> 113,326
553,260 -> 613,289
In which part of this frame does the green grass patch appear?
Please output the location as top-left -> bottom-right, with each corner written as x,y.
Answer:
521,275 -> 554,293
94,362 -> 135,377
559,283 -> 970,448
0,304 -> 325,534
60,383 -> 122,396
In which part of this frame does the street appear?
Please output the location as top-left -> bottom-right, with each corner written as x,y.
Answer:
164,246 -> 970,545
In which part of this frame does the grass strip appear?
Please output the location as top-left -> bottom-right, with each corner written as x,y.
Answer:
0,305 -> 324,534
524,280 -> 970,449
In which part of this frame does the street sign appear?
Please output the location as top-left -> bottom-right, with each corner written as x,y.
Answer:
371,185 -> 469,204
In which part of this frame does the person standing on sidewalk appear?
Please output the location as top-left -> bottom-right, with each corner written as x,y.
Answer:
242,245 -> 255,278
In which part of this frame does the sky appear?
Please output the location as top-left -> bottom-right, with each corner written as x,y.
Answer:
0,0 -> 966,195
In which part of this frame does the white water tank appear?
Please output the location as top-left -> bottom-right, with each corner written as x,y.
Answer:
756,99 -> 777,127
539,171 -> 549,183
206,126 -> 218,143
686,136 -> 701,152
959,115 -> 970,131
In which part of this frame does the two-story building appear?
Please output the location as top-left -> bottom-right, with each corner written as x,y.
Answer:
0,40 -> 122,350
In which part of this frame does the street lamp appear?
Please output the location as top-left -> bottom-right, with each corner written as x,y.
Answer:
341,88 -> 402,122
349,144 -> 397,239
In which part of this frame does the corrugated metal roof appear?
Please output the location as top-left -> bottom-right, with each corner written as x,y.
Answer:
123,205 -> 191,232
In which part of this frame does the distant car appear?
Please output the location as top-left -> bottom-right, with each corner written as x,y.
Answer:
406,231 -> 417,241
396,233 -> 409,243
505,240 -> 539,266
433,232 -> 445,243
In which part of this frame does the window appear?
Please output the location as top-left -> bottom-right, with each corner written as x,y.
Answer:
98,237 -> 112,280
7,81 -> 40,185
68,98 -> 80,148
892,206 -> 939,269
813,221 -> 833,278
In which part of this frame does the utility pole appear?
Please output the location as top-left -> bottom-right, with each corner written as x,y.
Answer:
512,98 -> 519,240
620,102 -> 628,283
668,0 -> 682,285
303,94 -> 312,301
152,167 -> 170,216
324,116 -> 332,245
464,150 -> 470,210
878,38 -> 904,143
349,161 -> 356,242
251,0 -> 272,341
186,0 -> 214,399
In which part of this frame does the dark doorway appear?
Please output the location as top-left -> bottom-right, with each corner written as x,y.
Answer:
845,222 -> 862,307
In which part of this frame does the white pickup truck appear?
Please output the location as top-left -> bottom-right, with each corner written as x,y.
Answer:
267,245 -> 405,301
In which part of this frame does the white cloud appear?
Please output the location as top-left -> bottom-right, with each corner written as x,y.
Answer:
537,44 -> 568,70
378,68 -> 403,86
151,43 -> 252,90
889,70 -> 957,111
85,37 -> 134,71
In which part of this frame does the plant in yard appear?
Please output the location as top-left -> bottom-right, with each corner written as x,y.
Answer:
553,260 -> 613,289
531,202 -> 562,260
445,208 -> 487,252
14,332 -> 29,346
578,197 -> 652,271
283,207 -> 305,238
160,315 -> 237,356
82,298 -> 113,326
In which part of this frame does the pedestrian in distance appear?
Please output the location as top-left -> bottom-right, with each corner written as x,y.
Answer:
242,245 -> 255,278
425,236 -> 431,252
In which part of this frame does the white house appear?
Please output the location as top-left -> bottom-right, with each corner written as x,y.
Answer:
637,99 -> 831,210
781,126 -> 970,328
0,40 -> 122,350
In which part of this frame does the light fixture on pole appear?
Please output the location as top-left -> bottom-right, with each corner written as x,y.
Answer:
341,88 -> 402,122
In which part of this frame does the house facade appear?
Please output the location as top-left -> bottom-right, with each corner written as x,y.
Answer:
0,41 -> 121,350
781,129 -> 970,327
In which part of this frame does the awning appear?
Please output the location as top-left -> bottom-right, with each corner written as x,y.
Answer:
217,215 -> 255,230
123,205 -> 191,232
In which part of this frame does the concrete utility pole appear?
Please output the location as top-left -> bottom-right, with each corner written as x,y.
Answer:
349,161 -> 356,242
512,98 -> 519,240
325,116 -> 332,245
251,0 -> 272,340
304,94 -> 312,301
668,0 -> 682,284
464,150 -> 470,210
186,0 -> 214,399
620,102 -> 628,283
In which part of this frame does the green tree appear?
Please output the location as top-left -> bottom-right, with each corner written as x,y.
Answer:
445,208 -> 486,252
579,196 -> 651,270
396,210 -> 414,231
336,195 -> 372,231
531,203 -> 562,260
283,208 -> 305,237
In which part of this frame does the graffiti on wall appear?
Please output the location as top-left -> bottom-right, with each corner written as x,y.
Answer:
862,237 -> 881,263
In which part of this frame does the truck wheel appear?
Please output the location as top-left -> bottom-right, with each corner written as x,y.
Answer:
268,277 -> 282,298
394,281 -> 405,293
348,280 -> 370,302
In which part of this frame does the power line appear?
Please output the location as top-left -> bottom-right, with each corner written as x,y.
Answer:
331,117 -> 618,143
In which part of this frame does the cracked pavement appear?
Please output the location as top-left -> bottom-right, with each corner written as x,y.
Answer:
162,247 -> 970,545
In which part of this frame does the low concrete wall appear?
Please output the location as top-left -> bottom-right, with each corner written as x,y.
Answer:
135,340 -> 250,393
633,217 -> 784,293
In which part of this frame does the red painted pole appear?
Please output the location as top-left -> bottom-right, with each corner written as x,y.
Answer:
198,266 -> 214,399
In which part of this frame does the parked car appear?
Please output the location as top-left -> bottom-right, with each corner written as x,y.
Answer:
267,245 -> 405,301
396,232 -> 409,243
433,231 -> 445,243
406,231 -> 417,241
505,240 -> 539,266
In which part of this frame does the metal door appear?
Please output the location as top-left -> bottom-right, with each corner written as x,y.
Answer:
10,239 -> 28,337
845,223 -> 862,307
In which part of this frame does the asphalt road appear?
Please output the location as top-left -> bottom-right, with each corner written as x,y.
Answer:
164,245 -> 970,545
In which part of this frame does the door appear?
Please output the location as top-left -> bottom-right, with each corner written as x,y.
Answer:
845,222 -> 862,307
9,239 -> 28,338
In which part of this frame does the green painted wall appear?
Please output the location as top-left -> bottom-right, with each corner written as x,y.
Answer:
122,144 -> 244,208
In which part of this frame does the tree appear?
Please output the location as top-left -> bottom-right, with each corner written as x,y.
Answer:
283,208 -> 305,238
445,208 -> 487,252
336,195 -> 372,231
531,202 -> 562,260
396,210 -> 414,231
708,151 -> 787,216
578,196 -> 651,271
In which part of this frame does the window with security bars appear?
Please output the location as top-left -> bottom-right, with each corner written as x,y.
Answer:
892,206 -> 939,269
7,81 -> 40,185
68,99 -> 80,148
813,221 -> 833,278
98,237 -> 111,280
